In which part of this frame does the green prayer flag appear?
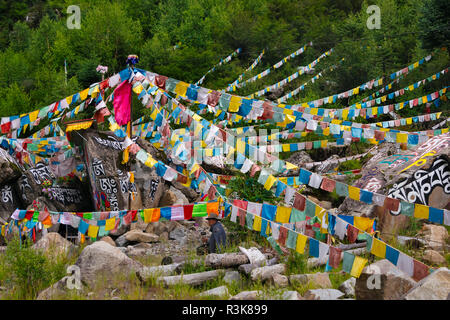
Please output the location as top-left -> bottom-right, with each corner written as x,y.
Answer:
286,230 -> 298,249
192,203 -> 207,217
342,251 -> 355,274
290,208 -> 306,222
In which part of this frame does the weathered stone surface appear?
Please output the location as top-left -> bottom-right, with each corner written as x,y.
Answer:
170,181 -> 200,202
238,264 -> 257,275
0,148 -> 22,185
124,230 -> 159,243
158,189 -> 178,207
0,183 -> 22,224
418,224 -> 448,251
100,236 -> 116,247
281,290 -> 304,300
75,241 -> 143,288
32,232 -> 77,258
198,286 -> 230,298
205,253 -> 249,268
339,277 -> 356,297
36,276 -> 82,300
422,249 -> 446,265
289,273 -> 332,288
355,259 -> 416,300
304,289 -> 344,300
114,233 -> 130,247
239,247 -> 267,267
230,290 -> 265,300
169,227 -> 187,245
250,264 -> 286,282
158,269 -> 224,287
397,236 -> 427,248
270,273 -> 289,288
223,271 -> 241,284
136,264 -> 182,283
403,268 -> 450,300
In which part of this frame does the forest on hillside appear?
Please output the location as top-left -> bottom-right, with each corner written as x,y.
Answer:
0,0 -> 449,119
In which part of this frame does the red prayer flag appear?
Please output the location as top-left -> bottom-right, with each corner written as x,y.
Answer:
113,80 -> 132,126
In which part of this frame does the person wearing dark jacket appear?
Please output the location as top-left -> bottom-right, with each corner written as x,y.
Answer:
205,213 -> 226,253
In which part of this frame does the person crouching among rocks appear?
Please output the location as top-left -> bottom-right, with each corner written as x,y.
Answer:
203,213 -> 226,253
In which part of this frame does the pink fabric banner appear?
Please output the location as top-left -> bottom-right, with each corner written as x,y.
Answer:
113,80 -> 132,126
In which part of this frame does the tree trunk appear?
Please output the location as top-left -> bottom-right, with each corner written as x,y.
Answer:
205,253 -> 249,268
157,269 -> 225,287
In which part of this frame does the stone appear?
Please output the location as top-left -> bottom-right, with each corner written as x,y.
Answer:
147,221 -> 166,235
159,231 -> 169,242
239,247 -> 267,267
137,264 -> 182,283
158,269 -> 224,287
124,230 -> 159,243
418,224 -> 448,251
403,268 -> 450,300
397,236 -> 427,248
267,257 -> 279,266
36,276 -> 81,300
281,290 -> 304,300
251,264 -> 286,282
289,273 -> 332,288
75,241 -> 143,288
100,236 -> 116,247
0,148 -> 22,185
238,264 -> 257,275
223,271 -> 241,284
32,232 -> 77,259
230,291 -> 265,300
338,277 -> 356,297
198,286 -> 230,298
158,189 -> 177,207
0,183 -> 22,224
271,273 -> 289,288
422,249 -> 446,265
169,186 -> 189,206
304,289 -> 344,300
169,227 -> 187,244
206,253 -> 249,268
170,181 -> 200,202
355,259 -> 416,300
114,234 -> 129,247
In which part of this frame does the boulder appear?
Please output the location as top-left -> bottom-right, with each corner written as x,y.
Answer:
403,268 -> 450,300
289,273 -> 332,288
75,241 -> 143,288
169,227 -> 187,245
169,186 -> 190,205
238,264 -> 257,275
32,232 -> 77,259
158,189 -> 178,207
304,289 -> 344,300
124,230 -> 159,243
136,264 -> 182,283
205,253 -> 249,268
418,224 -> 448,251
114,233 -> 129,247
170,181 -> 200,202
239,247 -> 267,267
198,286 -> 230,298
0,148 -> 22,185
338,277 -> 356,297
281,290 -> 304,300
422,249 -> 446,265
158,269 -> 224,287
36,276 -> 82,300
100,236 -> 116,247
0,183 -> 23,224
270,273 -> 289,288
230,290 -> 265,300
223,271 -> 241,285
250,264 -> 286,282
355,259 -> 417,300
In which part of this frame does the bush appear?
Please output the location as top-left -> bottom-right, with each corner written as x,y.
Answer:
0,237 -> 69,299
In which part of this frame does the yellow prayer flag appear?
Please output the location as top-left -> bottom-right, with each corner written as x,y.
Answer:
80,88 -> 89,101
342,109 -> 349,120
350,256 -> 368,278
414,204 -> 429,219
264,175 -> 277,190
397,133 -> 407,144
282,144 -> 290,152
105,218 -> 116,231
296,234 -> 307,254
353,87 -> 360,95
348,186 -> 360,201
406,118 -> 412,125
253,215 -> 262,231
323,127 -> 330,136
321,140 -> 328,148
354,217 -> 374,232
229,96 -> 242,112
285,162 -> 298,170
174,81 -> 188,97
88,225 -> 99,238
144,156 -> 157,168
275,206 -> 291,224
370,238 -> 387,258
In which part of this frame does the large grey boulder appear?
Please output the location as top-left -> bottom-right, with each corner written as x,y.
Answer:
223,271 -> 241,285
124,230 -> 159,243
289,273 -> 332,288
304,289 -> 344,300
198,286 -> 230,298
403,268 -> 450,300
32,232 -> 77,259
355,259 -> 417,300
75,241 -> 143,288
339,277 -> 356,297
250,264 -> 286,282
230,290 -> 265,300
